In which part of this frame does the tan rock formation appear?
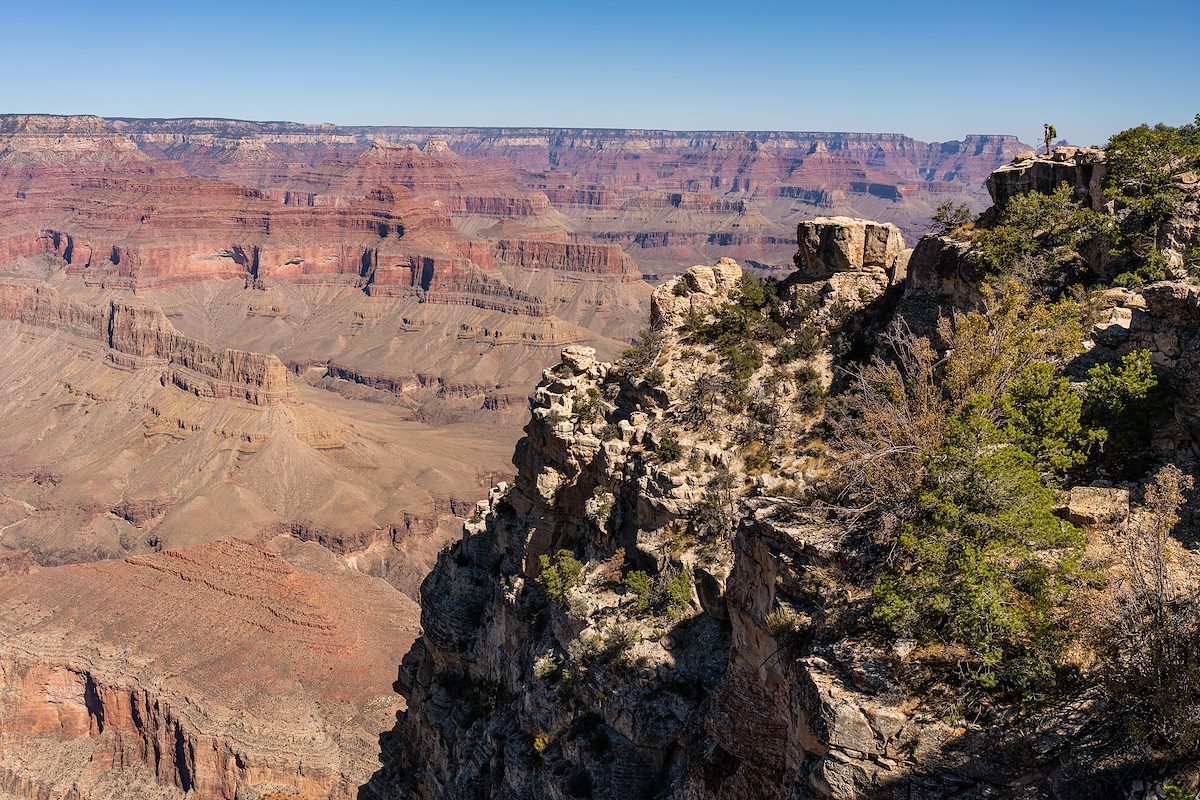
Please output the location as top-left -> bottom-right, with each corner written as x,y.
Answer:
0,281 -> 296,405
1067,486 -> 1131,526
796,216 -> 910,288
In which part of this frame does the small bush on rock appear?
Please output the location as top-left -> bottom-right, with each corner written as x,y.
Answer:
622,570 -> 652,612
621,568 -> 693,620
538,549 -> 584,604
619,328 -> 664,375
929,200 -> 973,235
574,387 -> 602,424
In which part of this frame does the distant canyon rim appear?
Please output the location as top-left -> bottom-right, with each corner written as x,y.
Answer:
0,113 -> 1027,799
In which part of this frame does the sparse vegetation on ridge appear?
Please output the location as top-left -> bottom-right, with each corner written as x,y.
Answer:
1105,115 -> 1200,285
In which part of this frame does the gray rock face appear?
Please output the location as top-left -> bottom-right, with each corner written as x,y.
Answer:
987,146 -> 1107,210
1160,181 -> 1200,275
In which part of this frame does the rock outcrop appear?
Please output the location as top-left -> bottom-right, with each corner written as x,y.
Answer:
361,246 -> 948,800
987,146 -> 1107,210
795,216 -> 910,284
363,163 -> 1200,797
0,282 -> 296,405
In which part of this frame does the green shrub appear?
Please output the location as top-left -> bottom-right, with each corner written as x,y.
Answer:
672,279 -> 690,297
574,387 -> 602,423
1085,348 -> 1158,418
1083,349 -> 1164,478
662,571 -> 693,620
644,367 -> 667,388
996,361 -> 1093,477
600,422 -> 621,441
1105,116 -> 1200,281
722,340 -> 762,383
622,568 -> 693,619
774,326 -> 823,364
538,549 -> 584,604
872,410 -> 1084,701
1113,246 -> 1169,287
837,282 -> 1084,521
968,183 -> 1112,291
656,432 -> 683,462
1106,117 -> 1200,229
622,569 -> 652,612
689,274 -> 781,395
929,200 -> 973,235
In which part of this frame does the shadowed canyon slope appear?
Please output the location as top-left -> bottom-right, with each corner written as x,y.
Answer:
0,113 -> 1030,799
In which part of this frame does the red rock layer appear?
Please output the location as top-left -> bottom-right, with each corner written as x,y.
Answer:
0,538 -> 420,800
490,238 -> 641,281
270,139 -> 552,219
1,116 -> 1030,275
0,173 -> 466,289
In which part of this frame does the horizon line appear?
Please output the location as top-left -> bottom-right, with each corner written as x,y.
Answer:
0,111 -> 1030,145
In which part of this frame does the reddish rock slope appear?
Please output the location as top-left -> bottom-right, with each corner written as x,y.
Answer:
0,538 -> 420,800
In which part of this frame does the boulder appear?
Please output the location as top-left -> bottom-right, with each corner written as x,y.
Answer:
651,259 -> 746,327
560,344 -> 597,374
1067,486 -> 1130,526
796,217 -> 906,280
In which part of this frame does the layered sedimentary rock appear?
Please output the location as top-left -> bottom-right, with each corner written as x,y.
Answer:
0,113 -> 1034,800
0,115 -> 1029,276
0,538 -> 420,800
490,238 -> 640,281
795,216 -> 910,284
0,293 -> 515,582
275,139 -> 554,220
0,174 -> 457,290
0,281 -> 296,404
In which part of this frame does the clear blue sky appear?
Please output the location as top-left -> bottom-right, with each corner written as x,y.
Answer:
2,0 -> 1196,145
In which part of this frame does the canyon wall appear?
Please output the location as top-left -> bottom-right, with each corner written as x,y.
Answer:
0,282 -> 296,405
0,113 -> 1033,800
362,151 -> 1200,799
0,539 -> 421,800
2,115 -> 1029,276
